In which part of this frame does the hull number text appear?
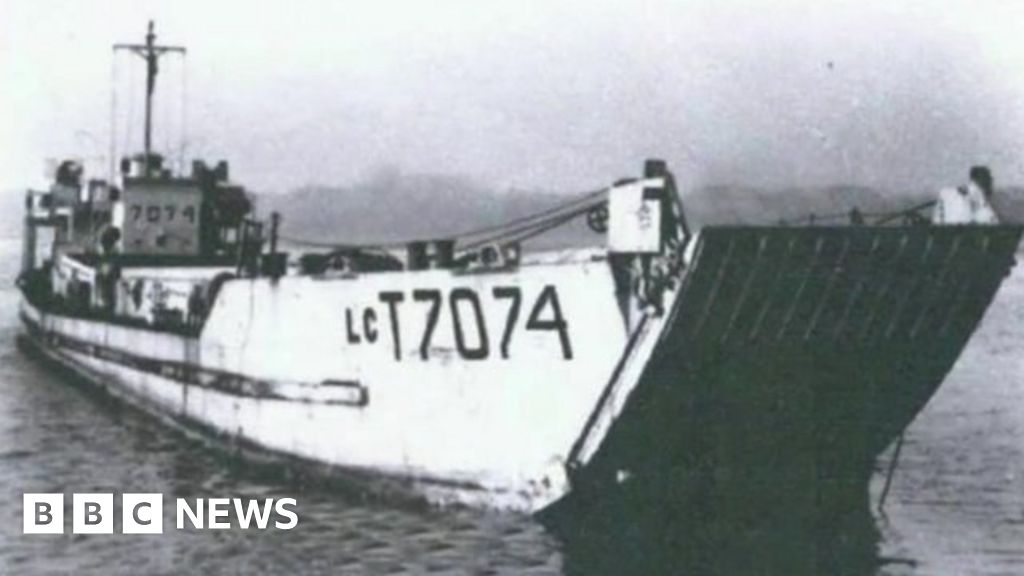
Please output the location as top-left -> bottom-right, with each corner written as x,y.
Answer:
344,285 -> 572,361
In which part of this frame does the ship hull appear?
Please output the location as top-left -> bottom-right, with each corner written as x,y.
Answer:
18,225 -> 1023,527
18,256 -> 631,511
17,307 -> 581,510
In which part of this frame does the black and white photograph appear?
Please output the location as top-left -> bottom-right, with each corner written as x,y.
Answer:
2,1 -> 1023,574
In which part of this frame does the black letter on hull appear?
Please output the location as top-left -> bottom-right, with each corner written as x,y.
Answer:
527,285 -> 573,359
493,286 -> 522,359
413,289 -> 442,360
450,288 -> 489,360
345,309 -> 361,344
364,308 -> 378,343
379,291 -> 405,360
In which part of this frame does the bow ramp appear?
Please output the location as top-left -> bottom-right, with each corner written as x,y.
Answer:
560,224 -> 1022,522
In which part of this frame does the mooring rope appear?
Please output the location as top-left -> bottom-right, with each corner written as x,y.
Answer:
877,432 -> 905,514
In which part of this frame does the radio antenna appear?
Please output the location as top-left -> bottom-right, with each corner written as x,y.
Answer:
113,21 -> 185,176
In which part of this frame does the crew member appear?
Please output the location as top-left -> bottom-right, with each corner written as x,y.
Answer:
932,166 -> 1000,224
187,284 -> 206,329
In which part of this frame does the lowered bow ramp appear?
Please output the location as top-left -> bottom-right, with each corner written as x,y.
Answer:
556,224 -> 1022,568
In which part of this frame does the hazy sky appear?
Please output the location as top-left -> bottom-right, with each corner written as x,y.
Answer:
3,0 -> 1024,195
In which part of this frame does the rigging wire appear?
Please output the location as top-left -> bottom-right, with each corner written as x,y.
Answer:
459,197 -> 605,250
123,52 -> 136,155
872,200 -> 936,225
180,54 -> 188,173
279,186 -> 609,252
462,209 -> 587,251
278,235 -> 404,252
784,199 -> 937,226
109,50 -> 118,182
453,187 -> 607,239
161,60 -> 171,160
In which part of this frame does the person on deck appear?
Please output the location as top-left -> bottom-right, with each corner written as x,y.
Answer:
932,166 -> 1000,225
186,284 -> 206,330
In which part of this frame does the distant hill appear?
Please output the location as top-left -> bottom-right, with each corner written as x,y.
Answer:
257,171 -> 600,249
995,188 -> 1024,223
681,184 -> 920,227
256,172 -> 1024,250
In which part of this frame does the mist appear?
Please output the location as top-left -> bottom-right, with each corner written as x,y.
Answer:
3,0 -> 1024,196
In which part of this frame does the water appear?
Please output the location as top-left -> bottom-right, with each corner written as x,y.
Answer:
0,214 -> 1022,574
872,253 -> 1024,575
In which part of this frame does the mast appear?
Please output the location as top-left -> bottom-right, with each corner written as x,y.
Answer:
114,21 -> 185,176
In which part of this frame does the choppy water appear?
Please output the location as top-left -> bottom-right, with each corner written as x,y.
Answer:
0,218 -> 1021,574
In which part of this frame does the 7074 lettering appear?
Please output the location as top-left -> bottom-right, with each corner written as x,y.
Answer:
129,204 -> 197,224
344,285 -> 572,361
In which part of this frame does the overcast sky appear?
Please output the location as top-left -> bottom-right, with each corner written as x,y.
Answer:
3,0 -> 1024,195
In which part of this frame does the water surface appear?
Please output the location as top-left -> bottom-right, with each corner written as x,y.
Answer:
0,215 -> 1021,574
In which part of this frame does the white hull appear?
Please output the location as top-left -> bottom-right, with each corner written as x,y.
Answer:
19,253 -> 666,512
23,222 -> 1022,522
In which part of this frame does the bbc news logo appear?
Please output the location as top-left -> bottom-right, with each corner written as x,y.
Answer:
23,494 -> 298,534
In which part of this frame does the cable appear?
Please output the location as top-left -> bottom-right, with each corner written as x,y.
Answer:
123,52 -> 136,154
476,207 -> 588,247
109,51 -> 118,182
872,200 -> 936,225
180,55 -> 188,173
278,235 -> 408,251
278,186 -> 609,252
161,62 -> 171,159
459,198 -> 604,250
454,187 -> 607,239
786,200 -> 937,226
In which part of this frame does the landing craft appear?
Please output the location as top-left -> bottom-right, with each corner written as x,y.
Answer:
15,22 -> 1023,539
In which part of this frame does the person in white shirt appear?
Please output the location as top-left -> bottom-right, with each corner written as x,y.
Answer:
932,166 -> 999,225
